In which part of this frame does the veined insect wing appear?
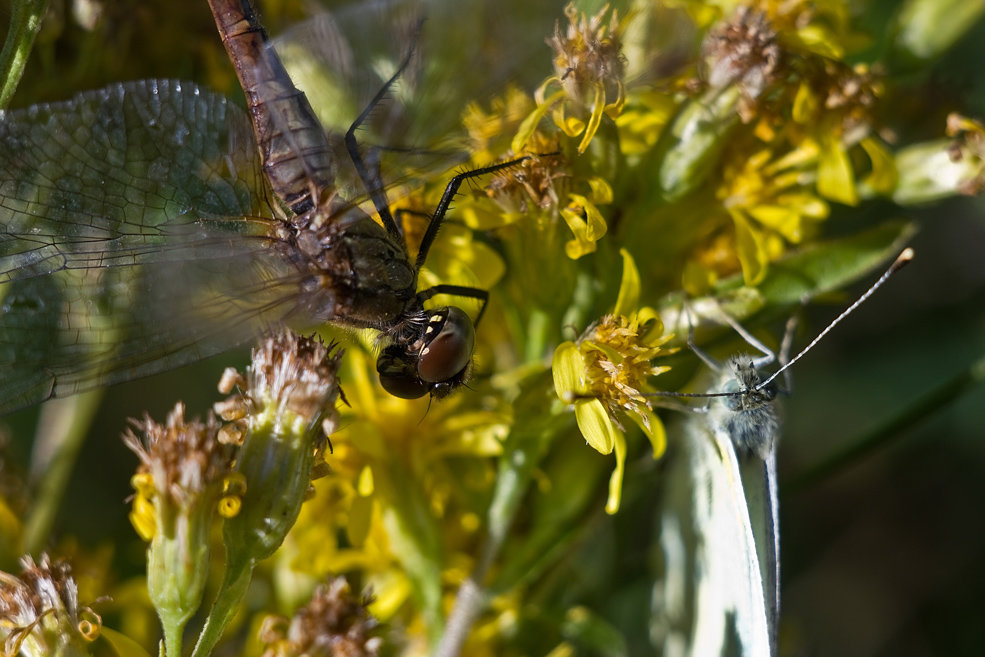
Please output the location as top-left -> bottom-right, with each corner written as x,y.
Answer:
266,0 -> 557,207
0,79 -> 300,414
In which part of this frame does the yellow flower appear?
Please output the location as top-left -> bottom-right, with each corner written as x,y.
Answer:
515,3 -> 627,154
552,250 -> 672,514
716,144 -> 829,283
282,346 -> 510,642
455,140 -> 612,261
463,86 -> 537,166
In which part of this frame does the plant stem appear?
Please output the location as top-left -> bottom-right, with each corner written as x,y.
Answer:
0,0 -> 48,108
435,395 -> 561,657
190,555 -> 254,657
25,390 -> 103,555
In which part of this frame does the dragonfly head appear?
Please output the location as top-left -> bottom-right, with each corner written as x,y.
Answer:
376,306 -> 476,399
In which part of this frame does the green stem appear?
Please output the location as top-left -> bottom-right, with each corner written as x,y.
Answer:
0,0 -> 48,109
190,555 -> 254,657
24,390 -> 103,555
161,612 -> 183,657
786,351 -> 985,494
435,382 -> 561,657
377,461 -> 445,646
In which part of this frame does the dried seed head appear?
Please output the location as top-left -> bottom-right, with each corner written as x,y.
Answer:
123,403 -> 236,509
703,7 -> 782,121
549,3 -> 626,111
0,555 -> 100,654
260,577 -> 381,657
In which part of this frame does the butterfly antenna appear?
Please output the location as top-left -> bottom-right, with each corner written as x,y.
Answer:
757,248 -> 914,391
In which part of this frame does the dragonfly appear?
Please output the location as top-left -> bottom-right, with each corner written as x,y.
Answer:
651,248 -> 913,656
0,0 -> 522,414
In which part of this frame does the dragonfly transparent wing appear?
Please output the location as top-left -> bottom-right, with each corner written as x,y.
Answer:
0,79 -> 303,413
654,411 -> 774,657
270,0 -> 559,199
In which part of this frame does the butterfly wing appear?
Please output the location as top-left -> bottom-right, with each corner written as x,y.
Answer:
743,450 -> 781,652
653,413 -> 774,657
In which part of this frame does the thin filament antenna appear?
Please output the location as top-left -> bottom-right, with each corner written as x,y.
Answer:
756,248 -> 914,391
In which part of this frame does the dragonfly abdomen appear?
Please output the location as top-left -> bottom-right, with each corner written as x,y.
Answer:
208,0 -> 336,215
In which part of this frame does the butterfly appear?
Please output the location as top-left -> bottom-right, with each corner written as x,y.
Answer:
651,248 -> 913,656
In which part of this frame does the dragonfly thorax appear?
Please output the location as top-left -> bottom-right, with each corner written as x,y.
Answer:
285,208 -> 478,400
288,209 -> 417,328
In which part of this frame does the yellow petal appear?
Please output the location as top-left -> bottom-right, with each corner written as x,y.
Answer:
575,398 -> 618,455
795,24 -> 845,59
513,87 -> 565,154
561,196 -> 608,259
636,307 -> 668,344
567,194 -> 608,241
586,176 -> 614,204
564,235 -> 597,259
578,84 -> 606,153
346,493 -> 374,548
561,207 -> 595,258
748,204 -> 804,243
129,494 -> 156,542
613,248 -> 641,316
553,341 -> 587,401
817,137 -> 859,206
731,210 -> 769,285
629,407 -> 667,459
792,82 -> 817,124
604,431 -> 627,514
559,112 -> 587,137
860,136 -> 899,194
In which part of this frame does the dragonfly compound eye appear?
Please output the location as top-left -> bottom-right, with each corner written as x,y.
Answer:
377,345 -> 431,399
375,307 -> 476,399
417,307 -> 475,384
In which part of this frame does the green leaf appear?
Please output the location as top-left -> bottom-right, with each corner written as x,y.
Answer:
655,87 -> 741,202
754,220 -> 917,305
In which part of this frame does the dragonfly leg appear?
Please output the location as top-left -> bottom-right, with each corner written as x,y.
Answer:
417,284 -> 490,326
344,21 -> 424,238
415,157 -> 528,270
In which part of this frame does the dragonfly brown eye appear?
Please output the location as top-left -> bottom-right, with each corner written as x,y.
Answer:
418,307 -> 475,384
376,307 -> 475,399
